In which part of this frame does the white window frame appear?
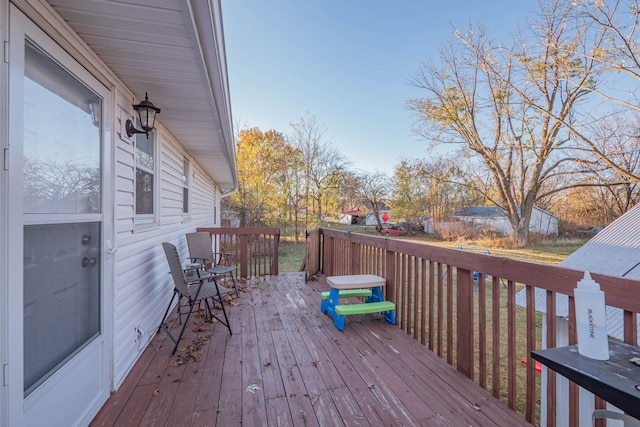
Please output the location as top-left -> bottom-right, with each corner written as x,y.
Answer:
134,129 -> 158,229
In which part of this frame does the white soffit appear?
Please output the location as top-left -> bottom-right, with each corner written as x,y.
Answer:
46,0 -> 238,190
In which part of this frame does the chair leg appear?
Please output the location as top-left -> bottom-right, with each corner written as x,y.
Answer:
157,289 -> 202,355
167,299 -> 198,355
211,278 -> 233,335
228,273 -> 238,296
157,289 -> 179,334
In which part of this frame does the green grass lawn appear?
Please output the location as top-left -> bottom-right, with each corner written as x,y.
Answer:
278,239 -> 308,272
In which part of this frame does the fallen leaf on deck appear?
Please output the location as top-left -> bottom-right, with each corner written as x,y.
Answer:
246,384 -> 261,394
153,389 -> 159,396
472,404 -> 481,411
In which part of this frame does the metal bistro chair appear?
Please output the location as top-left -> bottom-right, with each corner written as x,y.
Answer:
158,242 -> 232,355
186,231 -> 238,296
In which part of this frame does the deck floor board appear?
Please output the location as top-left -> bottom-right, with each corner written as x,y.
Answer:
90,272 -> 532,426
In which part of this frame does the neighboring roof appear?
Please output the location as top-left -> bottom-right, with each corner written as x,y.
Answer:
454,206 -> 507,218
47,0 -> 237,190
343,209 -> 361,216
454,205 -> 557,219
515,204 -> 640,340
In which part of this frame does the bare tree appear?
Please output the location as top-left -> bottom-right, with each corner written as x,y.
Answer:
24,157 -> 100,213
408,0 -> 599,245
579,114 -> 640,218
290,114 -> 350,227
351,170 -> 390,232
553,0 -> 640,182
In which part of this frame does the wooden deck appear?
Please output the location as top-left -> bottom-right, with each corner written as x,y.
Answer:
90,272 -> 531,426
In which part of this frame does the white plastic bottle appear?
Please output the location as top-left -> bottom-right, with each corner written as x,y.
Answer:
574,271 -> 609,360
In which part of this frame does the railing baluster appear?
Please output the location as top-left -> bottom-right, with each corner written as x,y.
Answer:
437,262 -> 444,358
428,260 -> 435,351
508,279 -> 516,410
525,284 -> 536,422
456,268 -> 473,378
546,290 -> 557,427
478,273 -> 487,389
492,276 -> 501,399
447,266 -> 453,365
624,310 -> 638,346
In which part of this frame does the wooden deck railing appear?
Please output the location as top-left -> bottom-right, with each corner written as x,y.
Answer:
317,228 -> 640,426
197,227 -> 280,277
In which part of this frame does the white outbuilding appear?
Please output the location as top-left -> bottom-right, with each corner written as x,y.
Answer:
453,205 -> 558,236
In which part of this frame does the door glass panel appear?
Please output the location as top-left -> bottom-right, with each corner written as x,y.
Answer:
22,41 -> 102,395
23,223 -> 100,395
23,41 -> 101,214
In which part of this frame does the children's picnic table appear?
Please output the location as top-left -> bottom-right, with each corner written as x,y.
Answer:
320,274 -> 396,331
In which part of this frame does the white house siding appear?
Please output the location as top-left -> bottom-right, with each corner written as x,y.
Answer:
454,206 -> 558,237
111,98 -> 221,388
530,206 -> 559,236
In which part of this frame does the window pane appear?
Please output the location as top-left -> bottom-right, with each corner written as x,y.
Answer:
23,42 -> 101,214
23,222 -> 101,394
136,169 -> 154,215
183,187 -> 189,213
135,134 -> 154,170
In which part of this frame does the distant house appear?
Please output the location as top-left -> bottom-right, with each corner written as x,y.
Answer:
339,206 -> 391,226
365,210 -> 391,226
338,209 -> 361,225
453,206 -> 558,236
515,204 -> 640,426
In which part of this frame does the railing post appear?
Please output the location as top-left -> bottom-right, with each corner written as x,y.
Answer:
456,268 -> 473,378
323,235 -> 334,276
272,232 -> 279,276
239,234 -> 248,277
385,249 -> 396,305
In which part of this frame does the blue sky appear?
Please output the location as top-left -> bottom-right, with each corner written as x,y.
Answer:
222,1 -> 537,175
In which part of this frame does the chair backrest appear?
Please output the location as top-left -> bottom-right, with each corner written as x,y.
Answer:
162,242 -> 190,298
186,232 -> 214,265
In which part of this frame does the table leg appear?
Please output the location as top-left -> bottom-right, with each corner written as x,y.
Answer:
367,286 -> 383,303
321,288 -> 340,320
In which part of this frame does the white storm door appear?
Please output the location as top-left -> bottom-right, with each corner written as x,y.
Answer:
7,7 -> 111,427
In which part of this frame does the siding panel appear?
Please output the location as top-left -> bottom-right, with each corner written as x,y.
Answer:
112,122 -> 220,389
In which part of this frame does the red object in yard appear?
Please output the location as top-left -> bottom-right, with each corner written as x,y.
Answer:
520,359 -> 543,374
380,225 -> 407,236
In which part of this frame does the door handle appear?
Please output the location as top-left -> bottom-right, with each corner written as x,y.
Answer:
106,240 -> 118,254
81,257 -> 97,267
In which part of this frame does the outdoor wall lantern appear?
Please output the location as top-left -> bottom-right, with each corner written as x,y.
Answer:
126,92 -> 161,138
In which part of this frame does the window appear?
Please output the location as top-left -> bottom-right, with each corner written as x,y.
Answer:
135,131 -> 155,217
183,157 -> 190,214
